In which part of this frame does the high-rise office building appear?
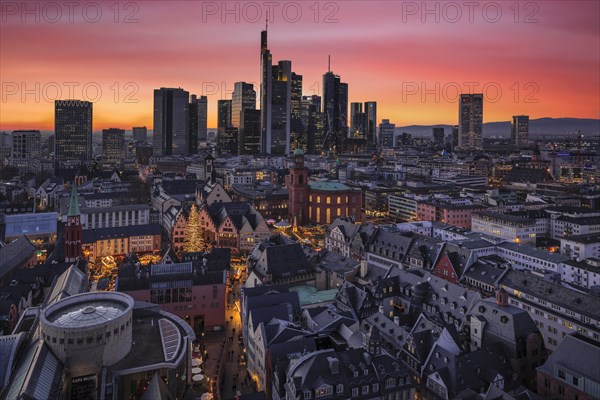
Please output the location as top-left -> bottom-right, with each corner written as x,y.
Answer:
189,95 -> 208,154
379,119 -> 395,148
458,94 -> 483,150
232,82 -> 256,129
260,29 -> 273,154
350,102 -> 367,138
364,101 -> 377,146
132,127 -> 147,142
322,66 -> 348,152
102,128 -> 125,167
11,130 -> 41,172
259,29 -> 294,155
432,127 -> 445,146
239,109 -> 261,155
290,73 -> 304,150
218,99 -> 232,133
54,100 -> 93,171
451,125 -> 459,151
196,96 -> 208,142
217,100 -> 237,154
153,88 -> 190,156
511,115 -> 529,148
300,95 -> 324,154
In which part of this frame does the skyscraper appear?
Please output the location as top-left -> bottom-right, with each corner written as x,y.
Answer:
217,99 -> 237,154
132,126 -> 147,142
350,102 -> 367,138
379,119 -> 395,148
239,109 -> 261,155
232,82 -> 256,129
54,100 -> 92,172
290,73 -> 304,150
322,66 -> 348,152
259,29 -> 294,155
364,101 -> 377,146
432,127 -> 445,146
153,87 -> 190,156
189,95 -> 208,154
260,28 -> 272,154
452,125 -> 459,151
197,96 -> 208,142
511,115 -> 529,148
102,128 -> 125,168
301,95 -> 323,155
11,130 -> 41,173
458,94 -> 483,150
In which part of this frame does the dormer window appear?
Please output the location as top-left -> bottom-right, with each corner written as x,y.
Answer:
336,384 -> 343,394
304,390 -> 311,399
353,370 -> 358,378
364,369 -> 368,375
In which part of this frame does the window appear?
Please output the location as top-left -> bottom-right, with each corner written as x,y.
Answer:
362,385 -> 368,395
372,383 -> 379,392
558,369 -> 566,379
304,391 -> 311,399
336,384 -> 343,394
351,388 -> 358,397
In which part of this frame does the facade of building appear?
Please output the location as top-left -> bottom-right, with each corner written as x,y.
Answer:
54,100 -> 92,171
153,87 -> 190,156
364,101 -> 377,146
511,115 -> 529,148
11,130 -> 41,172
102,128 -> 125,167
132,126 -> 147,142
561,233 -> 600,260
232,82 -> 256,129
322,69 -> 348,152
118,256 -> 227,332
471,211 -> 537,244
417,201 -> 486,229
198,201 -> 271,253
82,224 -> 161,261
239,109 -> 261,155
537,332 -> 600,400
458,94 -> 483,150
499,269 -> 600,351
287,149 -> 362,226
379,119 -> 395,149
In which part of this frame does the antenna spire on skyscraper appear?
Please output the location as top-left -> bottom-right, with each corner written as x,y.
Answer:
328,55 -> 331,72
266,11 -> 268,31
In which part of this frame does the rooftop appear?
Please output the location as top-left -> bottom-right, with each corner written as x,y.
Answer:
500,269 -> 600,320
309,181 -> 352,192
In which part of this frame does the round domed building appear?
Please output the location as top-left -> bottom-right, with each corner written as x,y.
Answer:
40,291 -> 134,370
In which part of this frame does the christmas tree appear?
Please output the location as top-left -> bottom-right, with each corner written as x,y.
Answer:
183,204 -> 205,253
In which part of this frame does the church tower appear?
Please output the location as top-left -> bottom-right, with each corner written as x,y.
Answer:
64,185 -> 83,262
288,148 -> 309,226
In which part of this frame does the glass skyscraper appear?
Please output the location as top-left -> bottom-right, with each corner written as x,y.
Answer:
458,94 -> 483,150
54,100 -> 92,172
153,87 -> 190,156
232,82 -> 256,130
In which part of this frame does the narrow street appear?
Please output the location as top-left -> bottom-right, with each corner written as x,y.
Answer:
198,278 -> 256,400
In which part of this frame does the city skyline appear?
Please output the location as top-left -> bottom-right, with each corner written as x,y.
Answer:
1,1 -> 599,131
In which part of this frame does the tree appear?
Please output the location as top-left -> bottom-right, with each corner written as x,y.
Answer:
183,204 -> 205,253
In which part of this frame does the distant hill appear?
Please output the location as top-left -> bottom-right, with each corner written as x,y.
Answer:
396,118 -> 600,138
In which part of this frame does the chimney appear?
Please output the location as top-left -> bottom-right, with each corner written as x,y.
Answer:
495,288 -> 508,307
360,259 -> 368,278
327,356 -> 339,374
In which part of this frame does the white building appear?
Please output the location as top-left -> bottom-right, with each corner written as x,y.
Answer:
561,233 -> 600,260
471,211 -> 537,244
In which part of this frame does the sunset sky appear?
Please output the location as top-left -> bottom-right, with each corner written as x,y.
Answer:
1,0 -> 599,131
